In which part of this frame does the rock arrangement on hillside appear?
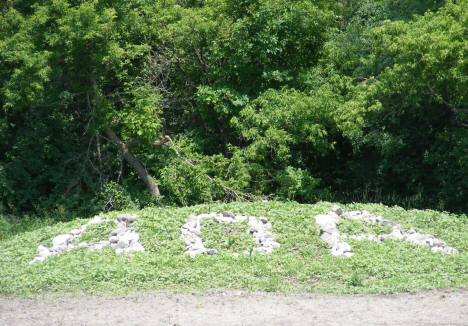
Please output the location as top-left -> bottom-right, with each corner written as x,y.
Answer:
315,206 -> 458,257
30,213 -> 144,264
181,211 -> 280,257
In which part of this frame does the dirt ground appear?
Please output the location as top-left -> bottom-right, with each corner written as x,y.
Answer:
1,289 -> 467,326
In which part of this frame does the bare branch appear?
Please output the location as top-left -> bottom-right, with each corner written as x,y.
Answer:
125,135 -> 170,149
150,136 -> 171,146
105,127 -> 161,198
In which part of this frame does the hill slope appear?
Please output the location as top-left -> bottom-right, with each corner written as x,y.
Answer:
1,201 -> 467,297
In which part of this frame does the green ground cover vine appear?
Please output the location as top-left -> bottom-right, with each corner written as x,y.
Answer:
200,219 -> 254,255
78,221 -> 116,244
337,219 -> 392,236
0,201 -> 466,297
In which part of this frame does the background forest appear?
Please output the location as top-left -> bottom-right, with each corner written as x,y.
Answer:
0,0 -> 467,219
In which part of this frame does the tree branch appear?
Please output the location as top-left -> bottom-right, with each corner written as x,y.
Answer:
105,127 -> 161,198
126,135 -> 171,149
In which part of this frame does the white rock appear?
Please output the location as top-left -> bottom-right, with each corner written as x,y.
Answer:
315,214 -> 338,230
263,232 -> 274,240
248,216 -> 263,233
259,217 -> 269,224
234,215 -> 248,222
186,248 -> 206,257
329,248 -> 343,256
263,222 -> 272,231
390,228 -> 404,240
335,241 -> 351,252
214,215 -> 234,223
380,219 -> 397,227
129,242 -> 145,252
448,247 -> 458,254
37,245 -> 50,255
52,234 -> 73,248
91,243 -> 106,250
268,240 -> 281,248
345,211 -> 364,220
360,210 -> 373,220
378,234 -> 389,241
111,226 -> 126,236
127,214 -> 138,222
222,211 -> 235,218
424,238 -> 435,247
321,232 -> 340,246
120,231 -> 140,243
116,213 -> 130,222
88,216 -> 103,225
69,228 -> 82,236
116,239 -> 129,249
368,235 -> 378,241
29,256 -> 46,264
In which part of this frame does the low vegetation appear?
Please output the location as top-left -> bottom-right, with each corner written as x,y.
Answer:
78,220 -> 116,244
337,218 -> 392,236
1,201 -> 466,297
200,219 -> 254,255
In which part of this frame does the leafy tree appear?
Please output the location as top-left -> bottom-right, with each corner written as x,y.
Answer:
149,0 -> 335,151
1,0 -> 467,215
0,0 -> 168,212
332,0 -> 468,209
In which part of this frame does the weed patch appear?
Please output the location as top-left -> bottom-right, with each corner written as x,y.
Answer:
78,221 -> 116,244
337,219 -> 392,236
200,219 -> 254,255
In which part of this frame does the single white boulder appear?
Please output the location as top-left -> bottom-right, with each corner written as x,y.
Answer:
37,245 -> 50,256
52,234 -> 73,249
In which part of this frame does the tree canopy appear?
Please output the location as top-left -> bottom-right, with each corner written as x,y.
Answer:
1,0 -> 467,216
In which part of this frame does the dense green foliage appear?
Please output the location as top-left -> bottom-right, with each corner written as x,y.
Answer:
0,201 -> 467,296
1,0 -> 467,216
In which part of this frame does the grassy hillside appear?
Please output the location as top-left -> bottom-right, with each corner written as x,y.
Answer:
1,201 -> 467,297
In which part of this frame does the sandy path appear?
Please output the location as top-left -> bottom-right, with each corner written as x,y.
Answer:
1,289 -> 467,326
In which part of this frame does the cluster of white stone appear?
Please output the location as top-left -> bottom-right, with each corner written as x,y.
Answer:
30,213 -> 144,264
109,213 -> 145,254
30,207 -> 457,263
315,206 -> 458,257
180,211 -> 280,257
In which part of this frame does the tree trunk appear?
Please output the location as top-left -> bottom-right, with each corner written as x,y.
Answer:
104,127 -> 161,198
